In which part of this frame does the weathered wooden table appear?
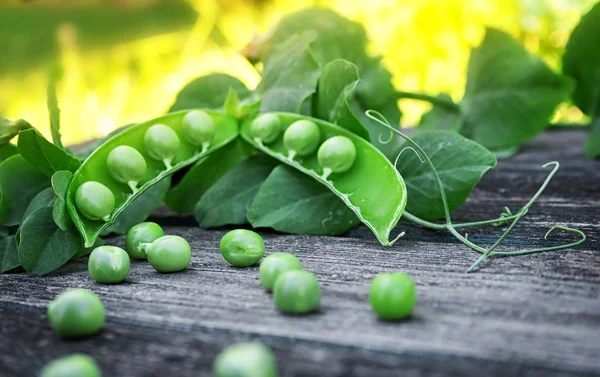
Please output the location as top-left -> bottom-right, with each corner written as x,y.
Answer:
1,130 -> 598,377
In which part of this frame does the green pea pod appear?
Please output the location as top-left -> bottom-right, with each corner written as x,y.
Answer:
241,113 -> 407,246
67,110 -> 239,247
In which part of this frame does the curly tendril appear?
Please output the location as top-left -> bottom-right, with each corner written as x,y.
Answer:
365,110 -> 586,273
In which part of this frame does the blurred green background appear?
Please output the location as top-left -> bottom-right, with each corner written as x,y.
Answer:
0,0 -> 595,144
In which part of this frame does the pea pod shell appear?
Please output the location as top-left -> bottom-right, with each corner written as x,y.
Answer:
241,113 -> 407,246
67,109 -> 238,247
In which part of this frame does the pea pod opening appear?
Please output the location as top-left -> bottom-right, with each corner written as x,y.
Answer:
67,109 -> 239,247
241,113 -> 407,246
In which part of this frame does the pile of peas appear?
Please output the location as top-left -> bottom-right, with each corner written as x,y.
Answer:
250,114 -> 357,180
74,110 -> 216,223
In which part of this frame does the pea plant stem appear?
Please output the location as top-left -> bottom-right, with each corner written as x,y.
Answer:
395,91 -> 459,111
365,110 -> 586,273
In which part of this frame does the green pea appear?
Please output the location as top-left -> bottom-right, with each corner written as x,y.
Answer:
125,222 -> 164,259
214,343 -> 277,377
182,110 -> 215,151
250,114 -> 281,144
146,235 -> 191,273
40,354 -> 101,377
259,253 -> 302,292
144,124 -> 180,169
219,229 -> 265,267
48,289 -> 105,338
317,136 -> 357,180
369,273 -> 416,320
106,145 -> 147,192
88,246 -> 130,284
273,270 -> 320,314
283,120 -> 320,159
74,181 -> 115,222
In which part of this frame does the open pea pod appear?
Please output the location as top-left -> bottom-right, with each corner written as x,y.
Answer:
67,109 -> 238,247
241,113 -> 407,246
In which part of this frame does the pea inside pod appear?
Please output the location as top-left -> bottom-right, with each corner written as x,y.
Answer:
66,109 -> 239,247
241,113 -> 407,246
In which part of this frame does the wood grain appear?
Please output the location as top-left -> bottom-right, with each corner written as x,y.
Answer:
1,129 -> 599,377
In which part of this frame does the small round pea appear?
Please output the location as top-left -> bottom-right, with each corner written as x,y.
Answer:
40,354 -> 101,377
273,270 -> 320,314
74,181 -> 115,222
317,136 -> 357,179
146,235 -> 191,273
283,120 -> 320,159
219,229 -> 265,267
182,110 -> 215,150
250,114 -> 281,144
369,272 -> 416,320
259,253 -> 302,292
106,145 -> 147,190
88,246 -> 130,284
144,124 -> 180,168
125,222 -> 164,259
48,289 -> 105,338
214,343 -> 277,377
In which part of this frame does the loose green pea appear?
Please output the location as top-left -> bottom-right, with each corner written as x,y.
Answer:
88,246 -> 130,284
146,235 -> 191,273
214,343 -> 277,377
144,124 -> 180,169
106,145 -> 147,190
125,222 -> 164,259
40,354 -> 101,377
182,110 -> 215,150
219,229 -> 265,267
48,289 -> 105,338
317,136 -> 357,179
273,270 -> 320,314
250,114 -> 281,144
283,120 -> 320,158
369,272 -> 416,320
74,181 -> 115,222
259,253 -> 302,292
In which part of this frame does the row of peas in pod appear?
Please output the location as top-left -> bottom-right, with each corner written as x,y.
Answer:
74,110 -> 217,223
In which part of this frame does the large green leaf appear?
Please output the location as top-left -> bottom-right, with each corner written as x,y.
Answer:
18,206 -> 84,275
22,187 -> 55,222
0,155 -> 50,226
418,94 -> 462,132
51,170 -> 74,231
260,32 -> 321,113
248,165 -> 359,236
17,128 -> 80,177
585,118 -> 600,158
396,131 -> 497,220
165,140 -> 253,214
314,59 -> 370,140
194,156 -> 277,228
170,73 -> 250,112
0,236 -> 19,273
459,28 -> 573,149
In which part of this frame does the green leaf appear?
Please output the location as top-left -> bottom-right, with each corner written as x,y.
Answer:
104,176 -> 171,235
170,73 -> 250,112
18,206 -> 84,275
0,144 -> 18,162
47,66 -> 63,148
259,31 -> 321,113
396,131 -> 497,220
194,155 -> 277,227
563,2 -> 600,116
459,28 -> 573,149
51,170 -> 74,231
23,187 -> 55,222
51,170 -> 72,200
17,128 -> 80,177
165,140 -> 253,214
492,146 -> 519,160
418,94 -> 462,132
248,165 -> 359,236
351,101 -> 403,160
0,155 -> 50,226
0,116 -> 31,145
224,88 -> 241,117
314,59 -> 370,140
585,117 -> 600,158
0,236 -> 19,273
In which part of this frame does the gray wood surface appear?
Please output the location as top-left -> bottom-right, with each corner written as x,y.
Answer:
1,129 -> 599,377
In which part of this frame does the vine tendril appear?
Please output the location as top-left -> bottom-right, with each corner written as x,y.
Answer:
365,110 -> 586,273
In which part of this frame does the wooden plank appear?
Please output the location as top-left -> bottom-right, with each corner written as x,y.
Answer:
1,130 -> 599,377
